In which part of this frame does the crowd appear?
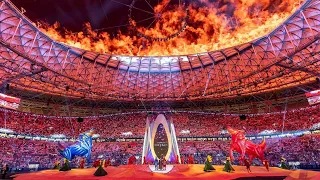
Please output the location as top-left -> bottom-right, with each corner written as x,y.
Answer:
0,105 -> 319,171
0,134 -> 319,170
172,107 -> 320,136
0,111 -> 146,138
0,105 -> 320,139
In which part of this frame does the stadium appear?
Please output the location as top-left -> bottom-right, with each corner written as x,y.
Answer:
0,0 -> 320,179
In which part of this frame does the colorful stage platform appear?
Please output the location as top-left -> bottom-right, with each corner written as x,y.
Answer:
148,165 -> 174,173
12,165 -> 320,180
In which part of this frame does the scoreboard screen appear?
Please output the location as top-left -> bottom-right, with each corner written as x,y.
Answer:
0,93 -> 20,110
306,90 -> 320,105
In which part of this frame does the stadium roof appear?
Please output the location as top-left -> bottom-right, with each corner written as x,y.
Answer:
0,0 -> 320,102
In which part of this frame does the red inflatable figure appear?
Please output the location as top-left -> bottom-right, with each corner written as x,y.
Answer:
227,127 -> 266,164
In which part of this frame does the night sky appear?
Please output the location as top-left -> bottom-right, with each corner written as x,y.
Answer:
10,0 -> 185,35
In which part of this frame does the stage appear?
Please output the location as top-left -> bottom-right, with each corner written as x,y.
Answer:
148,165 -> 174,173
12,165 -> 320,180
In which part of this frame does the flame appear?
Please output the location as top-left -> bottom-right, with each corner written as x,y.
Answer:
40,0 -> 302,56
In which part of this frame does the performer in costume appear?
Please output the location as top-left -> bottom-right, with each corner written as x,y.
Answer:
53,161 -> 60,169
223,157 -> 235,173
105,158 -> 111,167
244,159 -> 251,173
94,160 -> 107,176
59,158 -> 71,171
155,158 -> 159,170
143,156 -> 147,165
79,158 -> 85,169
128,156 -> 136,165
280,157 -> 290,169
93,160 -> 100,168
159,155 -> 163,170
263,160 -> 269,171
1,163 -> 9,179
162,155 -> 167,170
176,155 -> 179,164
204,155 -> 215,172
180,155 -> 185,164
188,155 -> 194,164
58,129 -> 94,163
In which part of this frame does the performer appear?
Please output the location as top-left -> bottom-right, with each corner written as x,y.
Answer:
176,155 -> 179,164
187,155 -> 194,164
94,160 -> 107,176
244,159 -> 251,173
162,155 -> 167,170
79,158 -> 85,169
204,155 -> 215,172
93,160 -> 100,168
280,157 -> 290,169
180,155 -> 185,164
53,161 -> 60,169
223,157 -> 235,173
105,158 -> 111,167
128,156 -> 136,165
143,156 -> 147,165
263,160 -> 269,171
59,158 -> 71,171
1,163 -> 9,179
159,156 -> 163,170
155,158 -> 159,170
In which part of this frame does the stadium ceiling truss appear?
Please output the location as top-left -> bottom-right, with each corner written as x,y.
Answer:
0,0 -> 320,102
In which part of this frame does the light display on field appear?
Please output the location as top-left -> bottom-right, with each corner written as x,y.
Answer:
153,124 -> 169,158
122,132 -> 133,136
51,134 -> 66,138
306,90 -> 320,105
92,134 -> 100,138
0,93 -> 20,110
180,130 -> 190,134
259,130 -> 277,135
310,123 -> 320,130
0,128 -> 14,133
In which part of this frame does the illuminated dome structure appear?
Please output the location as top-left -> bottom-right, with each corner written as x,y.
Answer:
0,0 -> 319,115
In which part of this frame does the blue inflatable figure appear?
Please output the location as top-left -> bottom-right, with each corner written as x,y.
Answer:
58,129 -> 95,162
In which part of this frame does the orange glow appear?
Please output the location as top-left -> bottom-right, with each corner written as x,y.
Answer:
40,0 -> 302,56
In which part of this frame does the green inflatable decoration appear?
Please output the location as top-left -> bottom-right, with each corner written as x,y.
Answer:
223,157 -> 235,173
53,161 -> 60,170
59,158 -> 71,171
204,155 -> 215,172
280,157 -> 290,170
94,161 -> 108,176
